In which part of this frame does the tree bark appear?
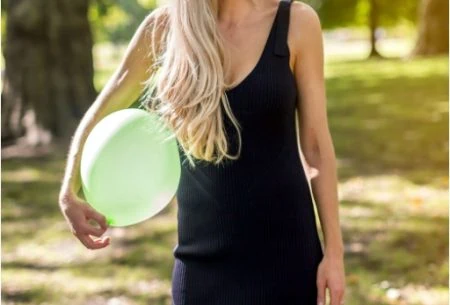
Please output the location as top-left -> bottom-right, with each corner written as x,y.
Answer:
2,0 -> 96,147
411,0 -> 449,56
368,0 -> 382,58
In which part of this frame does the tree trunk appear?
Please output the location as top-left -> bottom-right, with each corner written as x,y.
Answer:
2,0 -> 96,147
411,0 -> 449,56
368,0 -> 382,58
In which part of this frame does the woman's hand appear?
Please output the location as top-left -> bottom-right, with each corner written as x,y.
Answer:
316,254 -> 346,305
59,192 -> 110,250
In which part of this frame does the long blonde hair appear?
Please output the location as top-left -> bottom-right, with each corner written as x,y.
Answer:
140,0 -> 242,169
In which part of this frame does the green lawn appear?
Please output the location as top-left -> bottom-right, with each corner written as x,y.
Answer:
2,41 -> 448,304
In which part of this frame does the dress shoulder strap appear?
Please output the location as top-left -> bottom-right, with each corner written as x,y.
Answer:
273,0 -> 293,57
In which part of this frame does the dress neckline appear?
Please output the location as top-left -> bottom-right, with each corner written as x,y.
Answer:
224,1 -> 283,94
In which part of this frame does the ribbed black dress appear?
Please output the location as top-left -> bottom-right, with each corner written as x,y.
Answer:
171,0 -> 324,304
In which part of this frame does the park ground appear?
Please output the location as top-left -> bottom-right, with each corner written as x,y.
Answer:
2,35 -> 449,305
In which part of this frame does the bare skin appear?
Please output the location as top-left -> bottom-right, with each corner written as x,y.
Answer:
219,1 -> 345,304
289,3 -> 346,305
59,1 -> 345,304
58,7 -> 169,250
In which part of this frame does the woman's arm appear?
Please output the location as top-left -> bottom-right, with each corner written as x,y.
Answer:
290,3 -> 345,305
291,2 -> 343,260
59,7 -> 169,200
58,7 -> 169,250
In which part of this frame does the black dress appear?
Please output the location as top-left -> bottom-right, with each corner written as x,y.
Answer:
171,0 -> 324,304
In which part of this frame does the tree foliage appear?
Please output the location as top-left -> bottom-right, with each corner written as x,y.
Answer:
303,0 -> 418,29
89,0 -> 158,43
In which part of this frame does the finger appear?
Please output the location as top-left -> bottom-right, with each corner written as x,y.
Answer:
316,277 -> 326,305
80,234 -> 110,250
78,233 -> 110,250
81,222 -> 107,237
330,286 -> 345,305
84,208 -> 109,230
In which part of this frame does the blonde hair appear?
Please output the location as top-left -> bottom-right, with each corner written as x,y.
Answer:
140,1 -> 242,169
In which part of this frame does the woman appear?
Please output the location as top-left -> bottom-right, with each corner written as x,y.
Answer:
58,0 -> 346,304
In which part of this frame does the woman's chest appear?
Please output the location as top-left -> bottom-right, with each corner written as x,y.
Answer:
224,61 -> 298,119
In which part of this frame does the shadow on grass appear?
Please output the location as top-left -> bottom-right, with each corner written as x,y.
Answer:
325,56 -> 448,185
2,55 -> 448,305
341,199 -> 448,286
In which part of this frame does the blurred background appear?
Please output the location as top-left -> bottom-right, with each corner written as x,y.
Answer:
1,0 -> 448,304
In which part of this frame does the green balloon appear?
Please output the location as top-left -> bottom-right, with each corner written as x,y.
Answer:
80,108 -> 181,227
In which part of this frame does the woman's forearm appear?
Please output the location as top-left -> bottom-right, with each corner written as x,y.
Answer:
59,10 -> 165,203
59,64 -> 150,201
306,136 -> 344,258
59,101 -> 115,199
59,96 -> 130,200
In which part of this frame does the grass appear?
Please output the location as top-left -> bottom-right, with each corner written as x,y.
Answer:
326,55 -> 448,185
2,37 -> 448,305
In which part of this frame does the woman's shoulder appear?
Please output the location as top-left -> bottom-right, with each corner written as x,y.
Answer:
138,5 -> 172,58
141,5 -> 171,40
290,1 -> 322,34
289,1 -> 323,55
143,4 -> 171,29
290,1 -> 319,20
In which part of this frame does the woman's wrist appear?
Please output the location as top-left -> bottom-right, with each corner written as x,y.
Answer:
323,243 -> 344,259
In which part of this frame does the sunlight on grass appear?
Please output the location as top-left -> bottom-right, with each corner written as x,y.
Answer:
325,56 -> 448,185
2,37 -> 448,304
335,173 -> 448,305
3,268 -> 171,305
324,37 -> 414,62
339,175 -> 448,216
